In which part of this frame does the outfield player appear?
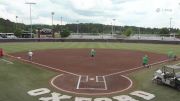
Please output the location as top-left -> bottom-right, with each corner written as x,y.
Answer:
28,50 -> 33,61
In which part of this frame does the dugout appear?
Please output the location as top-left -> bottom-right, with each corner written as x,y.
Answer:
22,31 -> 34,38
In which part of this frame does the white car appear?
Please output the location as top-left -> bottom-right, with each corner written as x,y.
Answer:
6,35 -> 17,39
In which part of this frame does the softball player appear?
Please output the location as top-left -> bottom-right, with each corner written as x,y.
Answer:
142,55 -> 149,68
90,49 -> 96,57
28,50 -> 33,61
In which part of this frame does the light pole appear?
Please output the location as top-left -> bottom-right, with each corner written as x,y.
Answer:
169,17 -> 175,39
15,16 -> 18,30
51,12 -> 55,38
138,27 -> 141,39
111,19 -> 116,35
60,16 -> 62,26
113,19 -> 116,35
25,2 -> 36,38
51,12 -> 54,26
169,17 -> 172,33
76,20 -> 79,34
111,22 -> 113,35
156,8 -> 173,39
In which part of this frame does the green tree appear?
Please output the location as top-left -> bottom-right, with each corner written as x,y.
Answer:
159,28 -> 170,35
123,28 -> 132,36
60,28 -> 70,38
14,29 -> 22,37
177,30 -> 180,35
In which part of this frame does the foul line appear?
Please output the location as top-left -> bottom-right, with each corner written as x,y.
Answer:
6,53 -> 174,78
51,74 -> 133,96
5,54 -> 79,76
0,59 -> 14,64
175,62 -> 180,66
104,59 -> 170,77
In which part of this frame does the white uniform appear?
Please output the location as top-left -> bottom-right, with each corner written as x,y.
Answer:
28,51 -> 33,60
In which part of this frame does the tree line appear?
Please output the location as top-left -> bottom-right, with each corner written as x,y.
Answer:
0,18 -> 180,37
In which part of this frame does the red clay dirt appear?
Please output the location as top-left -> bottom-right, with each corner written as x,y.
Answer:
11,49 -> 168,95
11,49 -> 167,75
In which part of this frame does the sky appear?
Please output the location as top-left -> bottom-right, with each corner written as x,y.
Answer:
0,0 -> 180,28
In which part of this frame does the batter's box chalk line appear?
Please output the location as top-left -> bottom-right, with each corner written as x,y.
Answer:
76,75 -> 107,90
96,76 -> 105,82
51,74 -> 133,95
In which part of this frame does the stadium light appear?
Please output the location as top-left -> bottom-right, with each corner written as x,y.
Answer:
25,2 -> 36,38
155,8 -> 174,39
15,16 -> 18,29
51,12 -> 55,26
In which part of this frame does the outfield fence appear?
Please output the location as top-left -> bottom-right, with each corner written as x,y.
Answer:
0,38 -> 180,44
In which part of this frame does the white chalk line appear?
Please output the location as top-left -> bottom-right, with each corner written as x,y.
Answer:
175,62 -> 180,66
5,54 -> 175,95
6,54 -> 79,76
77,75 -> 107,90
120,75 -> 133,92
76,75 -> 81,89
6,54 -> 172,78
96,76 -> 98,82
103,76 -> 108,90
104,59 -> 170,77
51,74 -> 133,96
0,59 -> 14,64
81,75 -> 88,82
44,57 -> 180,95
96,76 -> 103,82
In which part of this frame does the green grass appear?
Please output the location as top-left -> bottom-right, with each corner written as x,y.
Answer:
129,61 -> 180,101
0,42 -> 180,101
1,42 -> 180,55
0,58 -> 58,101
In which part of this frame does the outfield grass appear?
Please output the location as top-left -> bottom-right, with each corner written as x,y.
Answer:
0,42 -> 180,55
0,42 -> 180,101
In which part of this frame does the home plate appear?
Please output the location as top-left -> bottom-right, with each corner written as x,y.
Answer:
90,78 -> 95,81
17,57 -> 21,59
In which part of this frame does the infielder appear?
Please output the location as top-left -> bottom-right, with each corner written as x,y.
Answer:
168,51 -> 177,61
90,49 -> 96,57
28,50 -> 33,61
142,55 -> 149,68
